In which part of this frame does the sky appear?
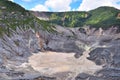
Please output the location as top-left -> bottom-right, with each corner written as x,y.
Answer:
9,0 -> 120,12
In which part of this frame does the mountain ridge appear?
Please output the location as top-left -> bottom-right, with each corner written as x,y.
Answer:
31,6 -> 120,29
0,1 -> 120,80
0,0 -> 120,35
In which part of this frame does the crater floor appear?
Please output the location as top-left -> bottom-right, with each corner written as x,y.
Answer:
27,51 -> 102,78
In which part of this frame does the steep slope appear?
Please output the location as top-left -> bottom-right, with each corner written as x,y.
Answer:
0,0 -> 32,33
0,0 -> 52,35
31,6 -> 120,28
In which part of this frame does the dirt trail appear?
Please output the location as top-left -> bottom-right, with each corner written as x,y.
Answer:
27,51 -> 102,78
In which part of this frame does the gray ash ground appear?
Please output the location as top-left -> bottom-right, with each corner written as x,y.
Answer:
0,26 -> 120,80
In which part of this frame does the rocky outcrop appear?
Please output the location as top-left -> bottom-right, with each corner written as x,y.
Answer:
75,73 -> 90,80
74,27 -> 120,80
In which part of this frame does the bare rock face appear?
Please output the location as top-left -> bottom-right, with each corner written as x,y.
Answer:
47,39 -> 85,57
87,47 -> 111,65
34,76 -> 56,80
0,26 -> 120,80
75,73 -> 90,80
87,41 -> 120,67
75,27 -> 120,80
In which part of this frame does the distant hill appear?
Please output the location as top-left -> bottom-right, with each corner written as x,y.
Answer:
31,11 -> 90,27
31,6 -> 120,29
86,6 -> 120,29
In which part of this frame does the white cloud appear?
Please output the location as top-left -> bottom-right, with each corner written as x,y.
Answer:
78,0 -> 120,11
8,0 -> 14,2
31,4 -> 49,11
22,0 -> 31,2
45,0 -> 72,11
73,0 -> 80,2
31,0 -> 73,12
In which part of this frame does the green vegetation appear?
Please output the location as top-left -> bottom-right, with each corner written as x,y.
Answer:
0,0 -> 120,36
35,6 -> 120,29
48,11 -> 90,27
0,0 -> 52,36
86,6 -> 120,29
